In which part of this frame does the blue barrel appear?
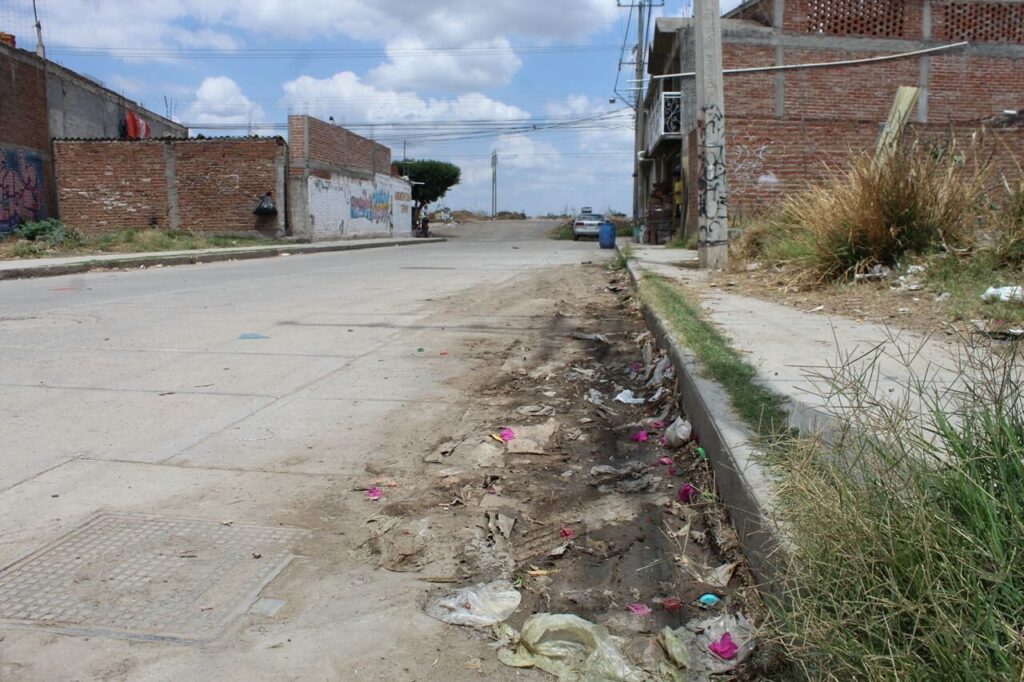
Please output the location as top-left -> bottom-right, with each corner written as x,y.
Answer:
598,222 -> 616,249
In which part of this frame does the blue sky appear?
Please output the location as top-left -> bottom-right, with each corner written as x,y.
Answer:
4,0 -> 743,216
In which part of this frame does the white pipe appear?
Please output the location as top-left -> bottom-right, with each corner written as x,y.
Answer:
635,41 -> 968,81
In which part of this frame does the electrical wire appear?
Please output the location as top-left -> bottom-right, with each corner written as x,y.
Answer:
48,44 -> 621,60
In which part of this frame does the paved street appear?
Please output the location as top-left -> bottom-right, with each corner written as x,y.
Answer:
0,220 -> 603,680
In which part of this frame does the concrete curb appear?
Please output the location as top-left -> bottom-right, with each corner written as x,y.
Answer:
0,238 -> 446,281
623,253 -> 784,593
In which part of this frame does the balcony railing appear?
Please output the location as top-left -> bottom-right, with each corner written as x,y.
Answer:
645,91 -> 683,153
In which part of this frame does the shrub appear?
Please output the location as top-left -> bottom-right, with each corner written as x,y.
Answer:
755,139 -> 990,281
14,219 -> 82,246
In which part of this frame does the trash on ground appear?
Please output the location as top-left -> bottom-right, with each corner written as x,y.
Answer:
695,446 -> 707,460
677,555 -> 739,588
498,428 -> 516,442
658,612 -> 756,675
626,603 -> 652,616
709,632 -> 738,660
571,331 -> 611,344
657,456 -> 673,466
630,430 -> 649,443
650,419 -> 667,430
548,542 -> 572,558
517,404 -> 555,417
586,388 -> 605,405
590,463 -> 656,494
497,613 -> 644,681
665,417 -> 693,447
487,512 -> 517,540
697,593 -> 721,608
646,356 -> 673,387
559,527 -> 576,540
366,486 -> 383,501
424,580 -> 522,627
526,567 -> 559,577
661,597 -> 682,613
981,285 -> 1023,303
676,483 -> 698,503
615,390 -> 646,405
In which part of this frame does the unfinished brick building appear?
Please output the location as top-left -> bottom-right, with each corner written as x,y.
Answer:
638,0 -> 1024,240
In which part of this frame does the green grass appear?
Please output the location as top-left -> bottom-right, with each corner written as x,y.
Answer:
763,340 -> 1024,681
550,222 -> 574,240
607,244 -> 634,271
639,273 -> 789,437
924,251 -> 1024,327
1,226 -> 277,259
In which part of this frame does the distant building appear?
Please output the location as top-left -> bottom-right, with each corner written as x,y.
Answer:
0,36 -> 185,233
638,0 -> 1024,242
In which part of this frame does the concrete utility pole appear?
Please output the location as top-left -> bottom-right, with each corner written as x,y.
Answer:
32,0 -> 45,59
694,0 -> 728,269
632,0 -> 646,233
491,151 -> 498,216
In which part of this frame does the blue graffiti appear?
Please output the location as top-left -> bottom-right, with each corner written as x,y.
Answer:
350,189 -> 392,224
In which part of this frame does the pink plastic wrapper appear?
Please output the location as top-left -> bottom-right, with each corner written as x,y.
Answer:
676,483 -> 697,503
631,430 -> 649,443
499,428 -> 516,442
366,486 -> 382,501
709,632 -> 738,660
626,603 -> 652,616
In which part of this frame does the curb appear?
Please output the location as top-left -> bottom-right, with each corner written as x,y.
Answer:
622,252 -> 784,594
0,238 -> 446,281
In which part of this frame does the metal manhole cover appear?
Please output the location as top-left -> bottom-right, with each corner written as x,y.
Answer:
0,513 -> 309,643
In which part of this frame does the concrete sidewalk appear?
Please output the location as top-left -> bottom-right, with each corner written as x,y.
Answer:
629,244 -> 961,436
0,236 -> 445,280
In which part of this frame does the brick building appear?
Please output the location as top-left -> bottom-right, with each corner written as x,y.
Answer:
0,37 -> 184,233
638,0 -> 1024,240
287,115 -> 413,239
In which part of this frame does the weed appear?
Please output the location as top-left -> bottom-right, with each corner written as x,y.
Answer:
765,338 -> 1024,680
638,274 -> 789,436
14,219 -> 82,247
608,244 -> 634,271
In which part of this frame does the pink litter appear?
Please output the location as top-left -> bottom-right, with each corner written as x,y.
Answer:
628,362 -> 643,373
559,527 -> 576,540
626,603 -> 652,616
650,420 -> 667,429
631,430 -> 649,443
499,428 -> 516,442
709,632 -> 738,660
658,457 -> 673,466
676,483 -> 697,503
366,486 -> 383,501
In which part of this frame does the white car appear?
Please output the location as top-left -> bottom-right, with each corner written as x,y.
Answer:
572,212 -> 605,240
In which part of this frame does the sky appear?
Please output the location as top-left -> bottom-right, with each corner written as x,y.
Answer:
2,0 -> 743,216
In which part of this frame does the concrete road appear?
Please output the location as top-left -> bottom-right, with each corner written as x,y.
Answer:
0,220 -> 608,680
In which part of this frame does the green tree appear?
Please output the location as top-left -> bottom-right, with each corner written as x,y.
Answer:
393,159 -> 461,221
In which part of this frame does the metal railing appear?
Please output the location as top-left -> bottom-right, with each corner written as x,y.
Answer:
644,91 -> 683,152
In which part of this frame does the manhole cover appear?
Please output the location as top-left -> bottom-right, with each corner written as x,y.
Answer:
0,513 -> 309,643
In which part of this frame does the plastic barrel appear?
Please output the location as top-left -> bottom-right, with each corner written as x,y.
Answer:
598,222 -> 616,249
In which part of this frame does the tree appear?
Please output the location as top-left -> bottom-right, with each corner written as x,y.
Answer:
393,159 -> 461,220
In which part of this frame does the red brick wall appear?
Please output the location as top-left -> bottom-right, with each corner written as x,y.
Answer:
723,44 -> 776,118
290,115 -> 392,174
54,142 -> 168,232
716,118 -> 1024,215
55,139 -> 286,234
175,139 -> 285,232
929,54 -> 1024,122
0,47 -> 47,151
782,0 -> 924,38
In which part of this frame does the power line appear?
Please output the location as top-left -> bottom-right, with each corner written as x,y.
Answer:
48,43 -> 622,60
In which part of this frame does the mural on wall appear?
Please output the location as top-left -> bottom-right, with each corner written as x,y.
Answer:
308,173 -> 412,238
0,148 -> 46,233
350,189 -> 392,225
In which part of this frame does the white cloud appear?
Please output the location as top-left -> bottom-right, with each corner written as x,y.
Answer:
493,134 -> 561,170
184,77 -> 265,126
545,94 -> 595,117
280,71 -> 529,127
368,37 -> 522,93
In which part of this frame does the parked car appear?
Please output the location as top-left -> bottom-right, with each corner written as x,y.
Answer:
572,212 -> 605,240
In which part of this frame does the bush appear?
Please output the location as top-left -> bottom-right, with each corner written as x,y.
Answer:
751,140 -> 990,281
14,219 -> 82,246
768,339 -> 1024,680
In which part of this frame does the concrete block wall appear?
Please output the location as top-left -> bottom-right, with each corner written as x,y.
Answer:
54,138 -> 287,235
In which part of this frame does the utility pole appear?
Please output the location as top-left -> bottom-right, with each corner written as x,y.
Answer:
491,151 -> 498,217
694,0 -> 728,269
32,0 -> 45,59
632,1 -> 645,236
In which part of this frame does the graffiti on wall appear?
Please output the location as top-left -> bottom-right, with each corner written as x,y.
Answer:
350,189 -> 392,225
696,103 -> 728,245
0,148 -> 46,233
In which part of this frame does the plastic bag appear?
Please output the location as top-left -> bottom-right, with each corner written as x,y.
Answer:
658,613 -> 756,675
425,580 -> 521,627
664,417 -> 692,447
498,613 -> 647,681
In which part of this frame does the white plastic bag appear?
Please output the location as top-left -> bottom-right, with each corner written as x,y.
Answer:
425,580 -> 521,627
